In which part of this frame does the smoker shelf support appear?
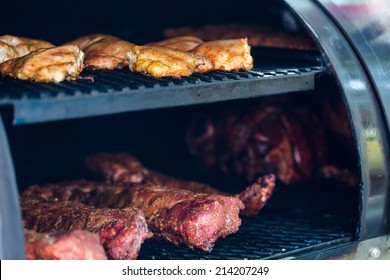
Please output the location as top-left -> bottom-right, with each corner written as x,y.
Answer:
0,115 -> 24,259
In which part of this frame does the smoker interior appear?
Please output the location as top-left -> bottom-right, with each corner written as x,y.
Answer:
5,86 -> 360,259
0,0 -> 361,259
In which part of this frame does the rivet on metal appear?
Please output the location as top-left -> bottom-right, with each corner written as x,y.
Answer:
369,247 -> 381,259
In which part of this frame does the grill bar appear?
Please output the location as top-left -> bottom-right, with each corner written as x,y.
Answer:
0,48 -> 323,125
138,185 -> 357,260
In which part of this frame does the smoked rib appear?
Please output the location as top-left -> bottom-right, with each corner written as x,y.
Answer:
21,199 -> 151,260
85,152 -> 275,216
23,180 -> 243,251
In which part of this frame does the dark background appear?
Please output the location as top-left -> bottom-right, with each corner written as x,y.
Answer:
0,0 -> 290,44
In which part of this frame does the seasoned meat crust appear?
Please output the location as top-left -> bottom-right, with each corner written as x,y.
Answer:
85,152 -> 275,216
0,45 -> 84,83
25,229 -> 107,260
0,35 -> 55,57
22,199 -> 151,260
190,38 -> 253,71
66,34 -> 135,69
126,45 -> 213,78
0,41 -> 17,63
23,180 -> 244,251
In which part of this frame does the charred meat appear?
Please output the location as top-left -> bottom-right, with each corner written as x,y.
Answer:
21,199 -> 151,260
23,180 -> 243,251
85,152 -> 275,216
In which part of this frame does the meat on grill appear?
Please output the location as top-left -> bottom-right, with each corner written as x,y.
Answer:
22,180 -> 244,251
66,34 -> 135,69
163,24 -> 317,50
21,199 -> 151,260
146,36 -> 204,51
0,41 -> 17,63
85,152 -> 275,216
185,103 -> 329,185
185,98 -> 358,188
190,38 -> 253,71
126,45 -> 213,78
0,35 -> 55,57
25,229 -> 107,260
0,45 -> 84,83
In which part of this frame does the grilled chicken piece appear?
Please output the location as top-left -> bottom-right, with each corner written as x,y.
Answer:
23,181 -> 243,252
0,41 -> 17,63
25,229 -> 107,260
0,45 -> 84,83
22,199 -> 151,260
66,34 -> 135,69
146,36 -> 203,51
85,152 -> 275,216
126,45 -> 213,78
0,35 -> 55,57
190,38 -> 253,71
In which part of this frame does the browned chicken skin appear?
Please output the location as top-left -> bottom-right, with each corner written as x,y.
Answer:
0,35 -> 55,57
0,45 -> 84,83
126,45 -> 213,78
85,152 -> 275,216
0,41 -> 17,63
191,38 -> 253,71
146,36 -> 204,51
66,34 -> 135,69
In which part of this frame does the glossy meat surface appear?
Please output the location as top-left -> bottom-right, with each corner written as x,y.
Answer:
23,180 -> 243,251
86,152 -> 275,216
0,45 -> 84,83
190,38 -> 253,71
25,229 -> 107,260
185,103 -> 329,185
22,199 -> 151,259
127,45 -> 213,78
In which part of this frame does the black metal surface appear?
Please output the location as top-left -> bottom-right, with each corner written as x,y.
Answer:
138,184 -> 357,260
0,48 -> 323,125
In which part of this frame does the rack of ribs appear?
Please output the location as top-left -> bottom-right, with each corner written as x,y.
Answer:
22,180 -> 244,251
21,199 -> 151,260
25,229 -> 107,260
85,152 -> 275,216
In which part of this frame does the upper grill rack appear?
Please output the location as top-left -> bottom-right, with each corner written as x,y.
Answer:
0,47 -> 323,125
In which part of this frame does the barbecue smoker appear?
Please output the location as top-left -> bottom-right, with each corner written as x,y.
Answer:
0,0 -> 389,260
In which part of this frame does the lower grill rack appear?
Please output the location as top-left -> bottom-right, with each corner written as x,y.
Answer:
138,185 -> 357,260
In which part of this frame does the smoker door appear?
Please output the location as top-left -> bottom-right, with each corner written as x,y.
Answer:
315,0 -> 390,239
285,0 -> 390,246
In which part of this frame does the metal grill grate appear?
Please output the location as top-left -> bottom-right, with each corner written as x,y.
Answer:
138,185 -> 357,260
0,48 -> 323,125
